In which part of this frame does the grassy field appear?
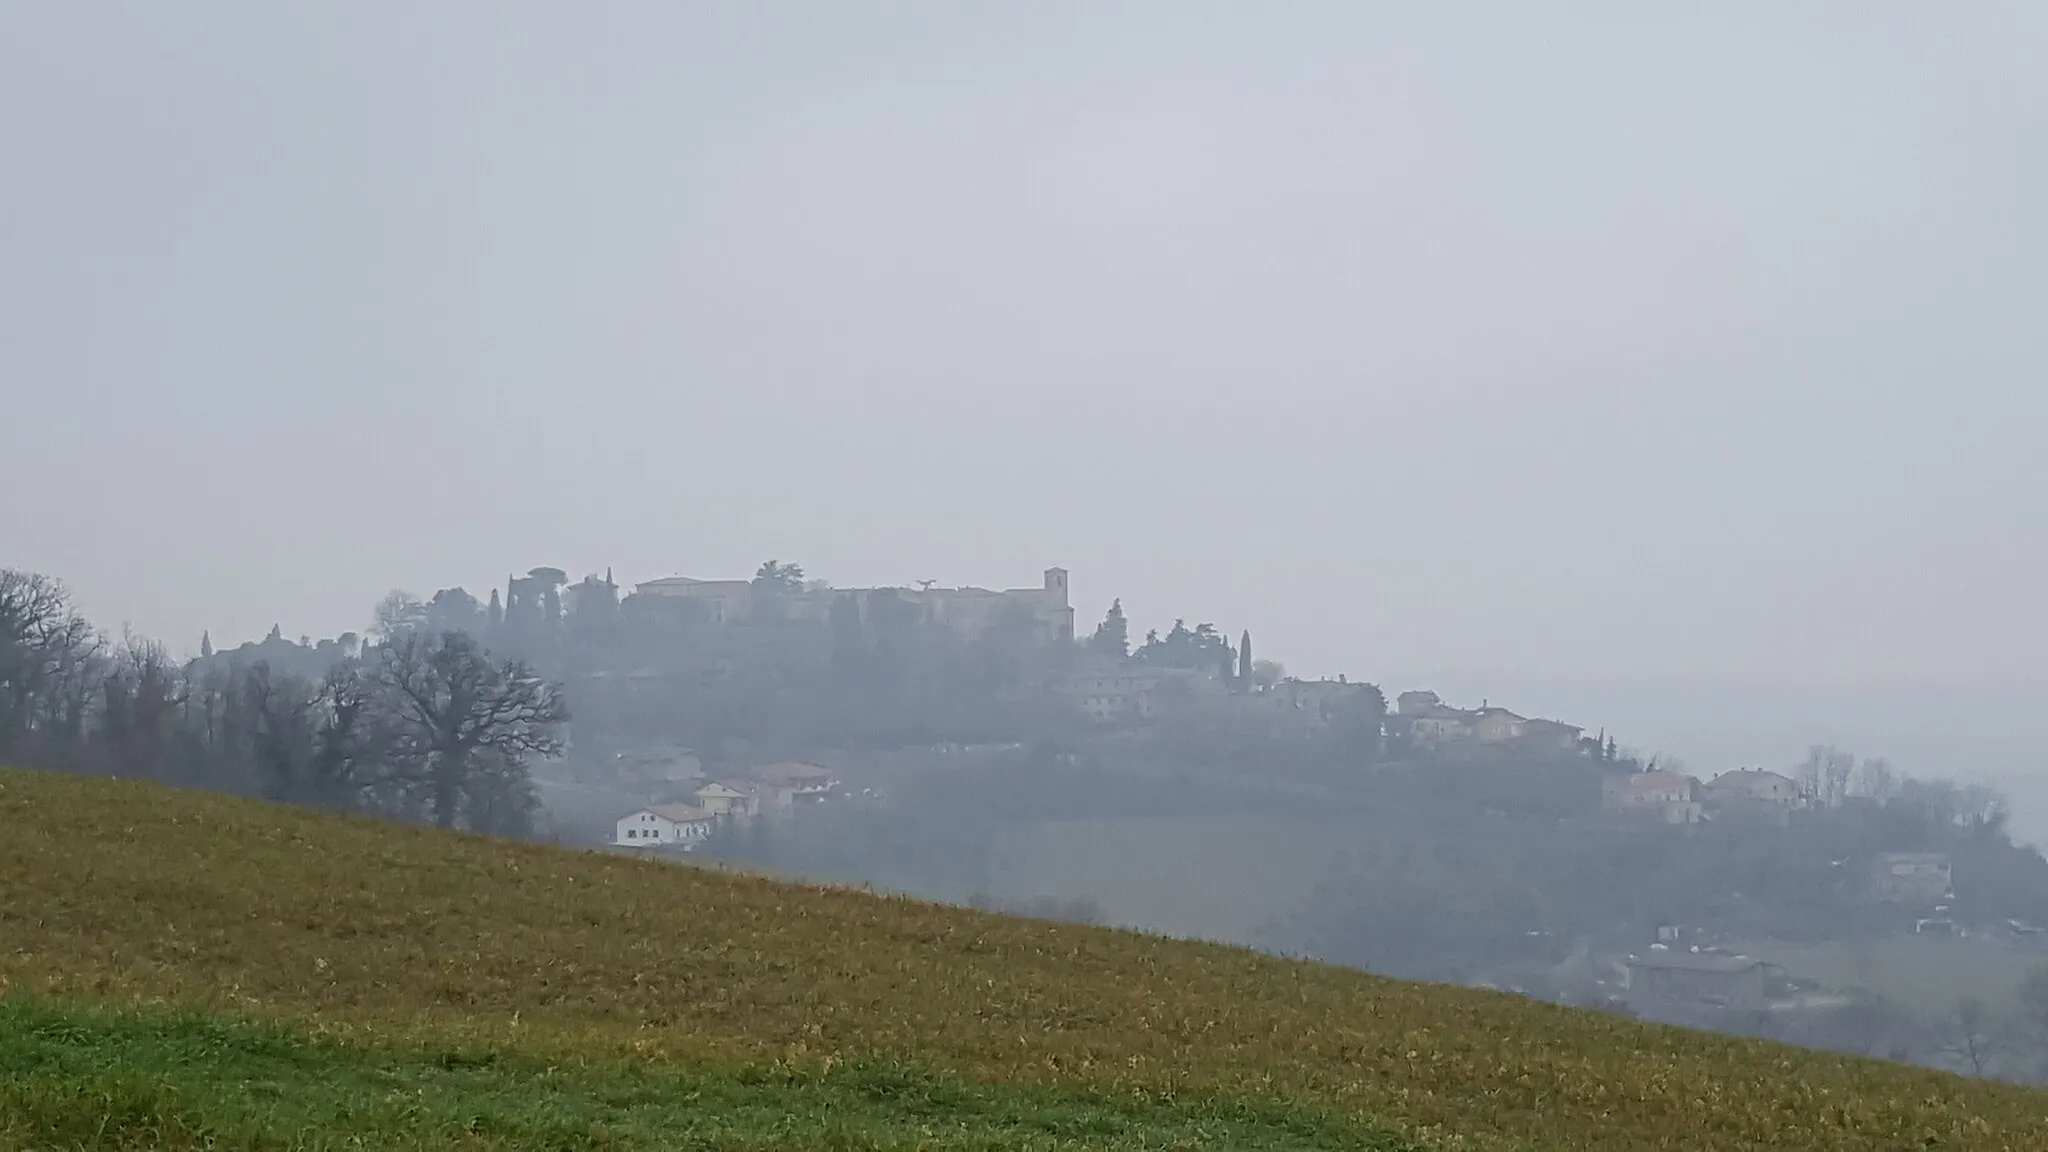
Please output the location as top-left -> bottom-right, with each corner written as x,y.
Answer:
0,1000 -> 1406,1151
3,768 -> 2047,1151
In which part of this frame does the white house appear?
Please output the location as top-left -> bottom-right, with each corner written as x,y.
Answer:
614,803 -> 716,849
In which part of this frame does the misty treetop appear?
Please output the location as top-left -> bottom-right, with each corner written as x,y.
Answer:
7,558 -> 1348,796
1,569 -> 566,836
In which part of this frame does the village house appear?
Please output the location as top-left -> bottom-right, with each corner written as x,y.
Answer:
1064,665 -> 1172,724
1472,706 -> 1526,742
634,567 -> 1075,643
1395,690 -> 1474,742
1392,690 -> 1583,751
1601,770 -> 1706,824
1624,951 -> 1786,1022
693,779 -> 761,819
1249,677 -> 1381,729
752,761 -> 840,809
1703,768 -> 1804,823
613,803 -> 715,849
1870,851 -> 1952,905
630,576 -> 753,623
1062,664 -> 1221,725
1520,717 -> 1586,752
1704,767 -> 1802,804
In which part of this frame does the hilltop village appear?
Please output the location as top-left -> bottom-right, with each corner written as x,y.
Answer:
9,558 -> 2048,1078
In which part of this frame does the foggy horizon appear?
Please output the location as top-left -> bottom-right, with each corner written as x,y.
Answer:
13,4 -> 2048,1106
7,3 -> 2045,693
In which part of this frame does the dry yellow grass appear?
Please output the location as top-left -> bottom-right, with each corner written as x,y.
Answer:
2,767 -> 2043,1151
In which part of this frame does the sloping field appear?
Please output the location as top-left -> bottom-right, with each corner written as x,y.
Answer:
2,767 -> 2044,1151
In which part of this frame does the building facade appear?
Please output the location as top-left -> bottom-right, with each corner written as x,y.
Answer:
614,804 -> 715,849
1602,770 -> 1706,823
1870,851 -> 1952,905
1392,690 -> 1581,751
634,567 -> 1075,643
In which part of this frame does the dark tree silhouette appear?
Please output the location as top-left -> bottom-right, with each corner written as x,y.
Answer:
1088,598 -> 1129,659
372,631 -> 568,831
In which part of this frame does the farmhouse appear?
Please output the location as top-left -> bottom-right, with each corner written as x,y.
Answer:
753,761 -> 840,808
1391,691 -> 1582,751
1601,770 -> 1705,824
1703,768 -> 1803,823
1625,951 -> 1785,1022
694,779 -> 761,818
613,803 -> 715,849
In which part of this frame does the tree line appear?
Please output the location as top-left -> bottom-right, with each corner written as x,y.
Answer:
0,569 -> 567,835
10,558 -> 1300,808
363,562 -> 1113,763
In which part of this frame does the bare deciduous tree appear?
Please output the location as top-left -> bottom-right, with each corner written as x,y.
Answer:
1795,744 -> 1858,808
97,632 -> 187,780
1940,997 -> 2003,1077
372,590 -> 429,641
371,631 -> 567,832
0,569 -> 101,760
1854,756 -> 1899,804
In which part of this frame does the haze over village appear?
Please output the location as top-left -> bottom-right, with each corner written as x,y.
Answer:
6,0 -> 2048,1117
4,540 -> 2036,1075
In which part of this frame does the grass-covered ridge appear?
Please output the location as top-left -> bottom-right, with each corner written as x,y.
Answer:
0,999 -> 1411,1151
2,767 -> 2045,1151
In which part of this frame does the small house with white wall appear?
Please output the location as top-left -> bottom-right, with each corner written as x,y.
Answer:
694,779 -> 761,818
614,803 -> 716,849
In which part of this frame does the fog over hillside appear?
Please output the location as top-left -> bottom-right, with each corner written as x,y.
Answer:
5,0 -> 2048,1091
1419,673 -> 2048,841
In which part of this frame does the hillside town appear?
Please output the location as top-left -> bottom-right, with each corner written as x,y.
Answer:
10,555 -> 2047,1081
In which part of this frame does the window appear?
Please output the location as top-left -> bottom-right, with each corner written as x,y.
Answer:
626,829 -> 636,839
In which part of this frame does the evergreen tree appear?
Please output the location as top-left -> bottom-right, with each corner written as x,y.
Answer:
199,631 -> 213,659
1134,619 -> 1233,672
1088,598 -> 1130,659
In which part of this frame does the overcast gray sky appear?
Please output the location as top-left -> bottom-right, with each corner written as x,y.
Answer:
5,3 -> 2044,699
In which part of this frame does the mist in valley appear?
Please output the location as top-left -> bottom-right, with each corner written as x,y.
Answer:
5,1 -> 2048,1084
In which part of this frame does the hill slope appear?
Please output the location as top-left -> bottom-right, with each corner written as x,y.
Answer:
1,768 -> 2043,1151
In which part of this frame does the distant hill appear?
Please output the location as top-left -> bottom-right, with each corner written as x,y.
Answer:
2,768 -> 2043,1151
1417,673 -> 2048,837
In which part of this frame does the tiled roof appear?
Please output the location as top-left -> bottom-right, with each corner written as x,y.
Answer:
755,761 -> 836,785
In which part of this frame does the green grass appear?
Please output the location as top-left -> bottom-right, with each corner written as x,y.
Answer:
3,766 -> 2048,1151
0,999 -> 1409,1151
